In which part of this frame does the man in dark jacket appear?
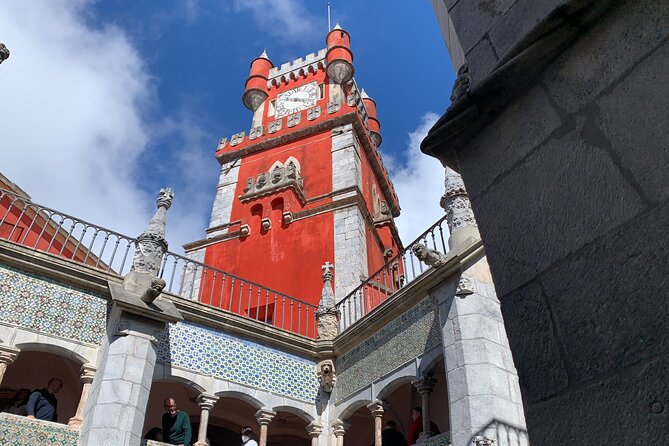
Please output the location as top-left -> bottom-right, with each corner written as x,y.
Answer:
25,378 -> 62,422
162,397 -> 192,446
382,420 -> 408,446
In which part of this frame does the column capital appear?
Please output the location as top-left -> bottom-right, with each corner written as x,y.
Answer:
255,407 -> 276,425
366,400 -> 385,417
0,345 -> 19,365
412,376 -> 438,395
306,421 -> 323,438
197,393 -> 219,411
332,419 -> 348,437
80,364 -> 96,384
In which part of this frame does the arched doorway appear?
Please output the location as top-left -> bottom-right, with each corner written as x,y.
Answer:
1,350 -> 83,423
267,408 -> 311,446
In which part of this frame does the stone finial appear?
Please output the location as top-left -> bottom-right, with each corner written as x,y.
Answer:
440,168 -> 480,249
0,43 -> 9,64
132,188 -> 173,276
317,359 -> 336,393
316,262 -> 339,340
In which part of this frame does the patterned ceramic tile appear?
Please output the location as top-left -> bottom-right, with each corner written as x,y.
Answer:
0,264 -> 108,345
0,413 -> 79,445
424,432 -> 451,446
336,298 -> 442,401
156,321 -> 320,403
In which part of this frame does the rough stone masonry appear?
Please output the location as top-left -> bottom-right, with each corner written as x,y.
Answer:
426,0 -> 669,444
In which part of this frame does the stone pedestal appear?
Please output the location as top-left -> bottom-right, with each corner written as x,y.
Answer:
78,271 -> 183,446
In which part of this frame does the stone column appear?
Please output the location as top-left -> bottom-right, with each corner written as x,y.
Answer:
194,393 -> 218,446
255,407 -> 276,446
332,419 -> 347,446
68,364 -> 96,427
79,188 -> 184,446
412,376 -> 438,440
367,401 -> 384,446
440,168 -> 480,250
0,345 -> 19,385
307,421 -> 323,446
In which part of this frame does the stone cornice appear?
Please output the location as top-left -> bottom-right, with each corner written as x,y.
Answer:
421,1 -> 615,169
216,111 -> 400,217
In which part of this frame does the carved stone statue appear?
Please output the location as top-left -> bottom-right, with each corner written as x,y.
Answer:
317,359 -> 336,393
0,43 -> 9,64
140,278 -> 167,304
132,188 -> 173,277
411,243 -> 448,268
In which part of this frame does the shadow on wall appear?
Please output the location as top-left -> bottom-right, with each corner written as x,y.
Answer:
470,419 -> 529,446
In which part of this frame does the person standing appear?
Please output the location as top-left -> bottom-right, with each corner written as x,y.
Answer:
26,378 -> 62,422
162,397 -> 192,446
241,426 -> 259,446
382,420 -> 408,446
407,407 -> 423,446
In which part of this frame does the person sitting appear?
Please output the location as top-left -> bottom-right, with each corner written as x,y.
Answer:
4,388 -> 30,416
26,378 -> 62,422
382,420 -> 408,446
241,426 -> 259,446
162,397 -> 192,446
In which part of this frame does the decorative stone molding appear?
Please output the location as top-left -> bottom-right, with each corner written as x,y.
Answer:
249,126 -> 264,140
230,132 -> 246,146
132,188 -> 173,277
327,100 -> 341,114
216,137 -> 227,151
441,168 -> 480,249
255,408 -> 276,426
473,437 -> 496,446
317,359 -> 336,393
282,211 -> 293,224
306,421 -> 323,438
412,376 -> 438,395
455,277 -> 475,297
450,64 -> 471,103
268,48 -> 326,86
287,113 -> 302,128
0,345 -> 19,366
197,393 -> 218,411
240,158 -> 305,203
268,119 -> 282,134
240,224 -> 250,237
411,243 -> 448,268
316,262 -> 339,340
0,43 -> 9,64
261,218 -> 271,231
307,106 -> 321,121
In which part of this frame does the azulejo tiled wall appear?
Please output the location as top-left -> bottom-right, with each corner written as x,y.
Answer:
0,413 -> 79,446
157,321 -> 320,403
336,297 -> 442,401
0,264 -> 108,345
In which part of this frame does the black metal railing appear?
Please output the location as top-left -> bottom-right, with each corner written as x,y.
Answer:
336,214 -> 449,331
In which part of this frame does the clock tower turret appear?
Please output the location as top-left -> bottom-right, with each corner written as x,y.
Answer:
184,26 -> 402,326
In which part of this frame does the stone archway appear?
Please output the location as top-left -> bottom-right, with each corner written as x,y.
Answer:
142,380 -> 202,442
267,406 -> 312,446
1,350 -> 83,423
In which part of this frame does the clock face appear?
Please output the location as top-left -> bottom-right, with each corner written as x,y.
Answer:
275,82 -> 319,118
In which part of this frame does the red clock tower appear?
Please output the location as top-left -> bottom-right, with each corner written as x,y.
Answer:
184,25 -> 402,314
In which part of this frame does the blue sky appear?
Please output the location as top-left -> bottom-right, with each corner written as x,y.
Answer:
0,0 -> 455,254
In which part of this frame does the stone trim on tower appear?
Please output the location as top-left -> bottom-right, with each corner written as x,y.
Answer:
208,159 -> 241,238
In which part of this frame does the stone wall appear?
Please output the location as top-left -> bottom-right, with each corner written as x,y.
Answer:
431,0 -> 668,443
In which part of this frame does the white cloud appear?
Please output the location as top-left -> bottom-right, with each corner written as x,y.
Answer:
385,113 -> 447,248
232,0 -> 322,43
0,0 -> 213,254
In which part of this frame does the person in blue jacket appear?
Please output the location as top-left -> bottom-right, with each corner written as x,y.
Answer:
26,378 -> 63,422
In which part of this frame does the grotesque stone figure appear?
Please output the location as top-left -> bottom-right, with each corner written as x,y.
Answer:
450,64 -> 471,103
141,278 -> 167,304
411,243 -> 448,268
0,43 -> 9,64
317,359 -> 336,393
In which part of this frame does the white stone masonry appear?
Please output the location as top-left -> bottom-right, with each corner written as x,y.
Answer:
208,159 -> 241,237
